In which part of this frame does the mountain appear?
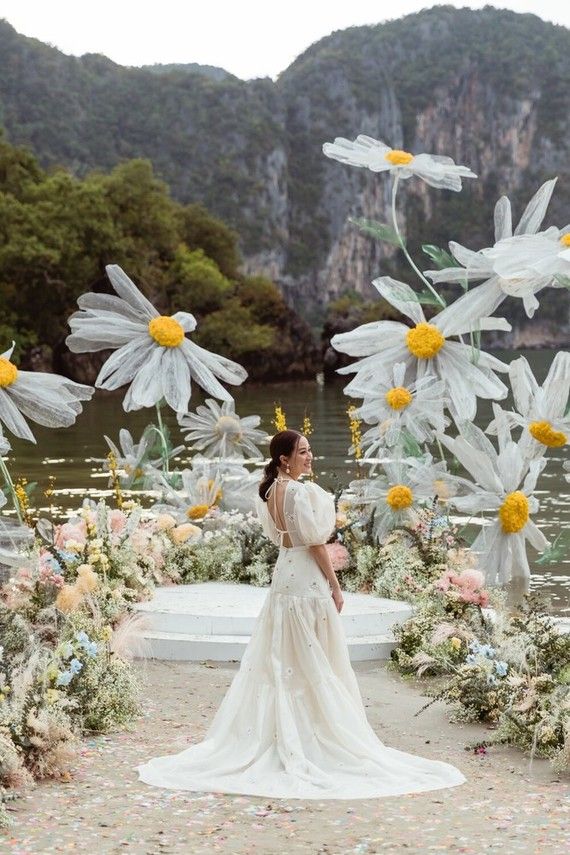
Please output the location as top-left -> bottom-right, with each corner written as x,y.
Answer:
0,7 -> 569,343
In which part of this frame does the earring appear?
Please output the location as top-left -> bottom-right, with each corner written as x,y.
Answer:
286,463 -> 290,474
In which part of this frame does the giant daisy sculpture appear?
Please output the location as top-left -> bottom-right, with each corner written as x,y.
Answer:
152,466 -> 224,522
322,135 -> 477,191
344,455 -> 461,544
101,428 -> 184,488
0,342 -> 93,443
439,423 -> 550,585
487,351 -> 570,460
66,264 -> 248,414
350,362 -> 448,457
178,398 -> 269,460
424,180 -> 569,318
332,278 -> 511,422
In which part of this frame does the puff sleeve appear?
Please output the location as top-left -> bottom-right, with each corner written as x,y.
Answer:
292,481 -> 336,546
254,493 -> 281,546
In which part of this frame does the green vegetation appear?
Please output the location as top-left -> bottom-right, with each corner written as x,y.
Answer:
0,135 -> 316,380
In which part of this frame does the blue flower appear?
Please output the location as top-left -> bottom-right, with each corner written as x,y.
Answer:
69,658 -> 83,675
466,654 -> 477,664
84,641 -> 98,658
494,661 -> 509,677
486,674 -> 497,686
75,631 -> 89,645
56,670 -> 73,686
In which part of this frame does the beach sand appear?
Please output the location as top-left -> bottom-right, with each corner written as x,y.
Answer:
3,659 -> 568,854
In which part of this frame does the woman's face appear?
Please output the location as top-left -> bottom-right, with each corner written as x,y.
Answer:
288,436 -> 313,479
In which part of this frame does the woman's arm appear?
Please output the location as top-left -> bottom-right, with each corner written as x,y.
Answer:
310,544 -> 344,613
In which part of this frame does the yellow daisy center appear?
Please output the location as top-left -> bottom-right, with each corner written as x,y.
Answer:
187,504 -> 210,520
498,491 -> 529,534
386,484 -> 413,511
406,322 -> 445,359
560,234 -> 570,247
0,357 -> 18,387
385,149 -> 414,166
148,316 -> 185,348
385,386 -> 413,411
528,420 -> 567,447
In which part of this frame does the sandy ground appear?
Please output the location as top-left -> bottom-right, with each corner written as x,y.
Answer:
2,658 -> 568,855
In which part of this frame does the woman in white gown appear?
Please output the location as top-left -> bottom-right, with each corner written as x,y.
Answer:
136,430 -> 465,798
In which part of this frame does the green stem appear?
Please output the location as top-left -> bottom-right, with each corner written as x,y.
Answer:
390,176 -> 446,309
0,455 -> 24,525
154,403 -> 170,476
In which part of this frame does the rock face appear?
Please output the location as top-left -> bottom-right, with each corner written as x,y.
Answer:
1,7 -> 569,343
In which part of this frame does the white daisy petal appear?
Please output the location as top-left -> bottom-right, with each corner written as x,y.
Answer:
514,178 -> 557,236
494,196 -> 513,242
105,264 -> 158,318
372,277 -> 425,325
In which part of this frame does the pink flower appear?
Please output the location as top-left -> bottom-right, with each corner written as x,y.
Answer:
325,542 -> 350,572
54,520 -> 87,549
434,568 -> 460,592
109,509 -> 127,534
456,569 -> 485,591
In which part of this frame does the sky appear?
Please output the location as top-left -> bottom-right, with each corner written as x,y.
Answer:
0,1 -> 566,80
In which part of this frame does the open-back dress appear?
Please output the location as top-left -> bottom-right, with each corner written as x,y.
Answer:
135,476 -> 465,798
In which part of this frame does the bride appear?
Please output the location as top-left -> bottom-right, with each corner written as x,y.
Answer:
136,430 -> 465,798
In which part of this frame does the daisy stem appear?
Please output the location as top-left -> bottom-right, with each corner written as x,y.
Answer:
390,176 -> 446,309
155,403 -> 170,476
0,456 -> 25,525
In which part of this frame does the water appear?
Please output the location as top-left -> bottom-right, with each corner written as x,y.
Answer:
4,350 -> 569,613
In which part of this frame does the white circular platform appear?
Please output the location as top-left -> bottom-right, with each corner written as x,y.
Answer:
133,582 -> 413,662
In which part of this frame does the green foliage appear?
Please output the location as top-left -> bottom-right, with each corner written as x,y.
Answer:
0,137 -> 316,379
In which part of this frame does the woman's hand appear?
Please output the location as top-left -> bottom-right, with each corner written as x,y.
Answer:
332,585 -> 344,613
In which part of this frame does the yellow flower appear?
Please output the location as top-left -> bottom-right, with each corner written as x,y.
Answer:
55,584 -> 83,613
76,564 -> 98,593
347,405 -> 363,460
44,689 -> 61,705
156,513 -> 177,530
272,404 -> 287,432
450,637 -> 462,651
171,523 -> 201,544
101,625 -> 113,641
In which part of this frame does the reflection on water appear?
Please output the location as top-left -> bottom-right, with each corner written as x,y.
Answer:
4,350 -> 569,613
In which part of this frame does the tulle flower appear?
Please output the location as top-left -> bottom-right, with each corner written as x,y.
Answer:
322,135 -> 476,191
0,342 -> 93,443
439,421 -> 549,585
487,352 -> 570,459
178,398 -> 268,459
332,278 -> 510,421
153,466 -> 223,522
425,180 -> 569,317
66,264 -> 248,414
351,362 -> 448,458
0,489 -> 34,568
102,428 -> 183,487
345,455 -> 458,543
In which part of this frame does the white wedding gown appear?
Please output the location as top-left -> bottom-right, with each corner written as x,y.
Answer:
135,477 -> 466,798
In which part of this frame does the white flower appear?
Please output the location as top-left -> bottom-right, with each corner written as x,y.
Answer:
487,352 -> 570,460
178,399 -> 268,460
322,135 -> 476,191
66,264 -> 248,414
0,342 -> 93,443
439,421 -> 549,585
425,180 -> 569,318
350,362 -> 448,458
101,428 -> 184,487
345,455 -> 458,543
332,278 -> 510,422
215,461 -> 262,514
153,465 -> 223,522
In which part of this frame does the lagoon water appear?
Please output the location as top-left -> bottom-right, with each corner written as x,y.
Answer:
5,349 -> 569,614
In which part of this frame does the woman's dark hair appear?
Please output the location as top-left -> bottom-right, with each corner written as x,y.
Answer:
258,430 -> 303,501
